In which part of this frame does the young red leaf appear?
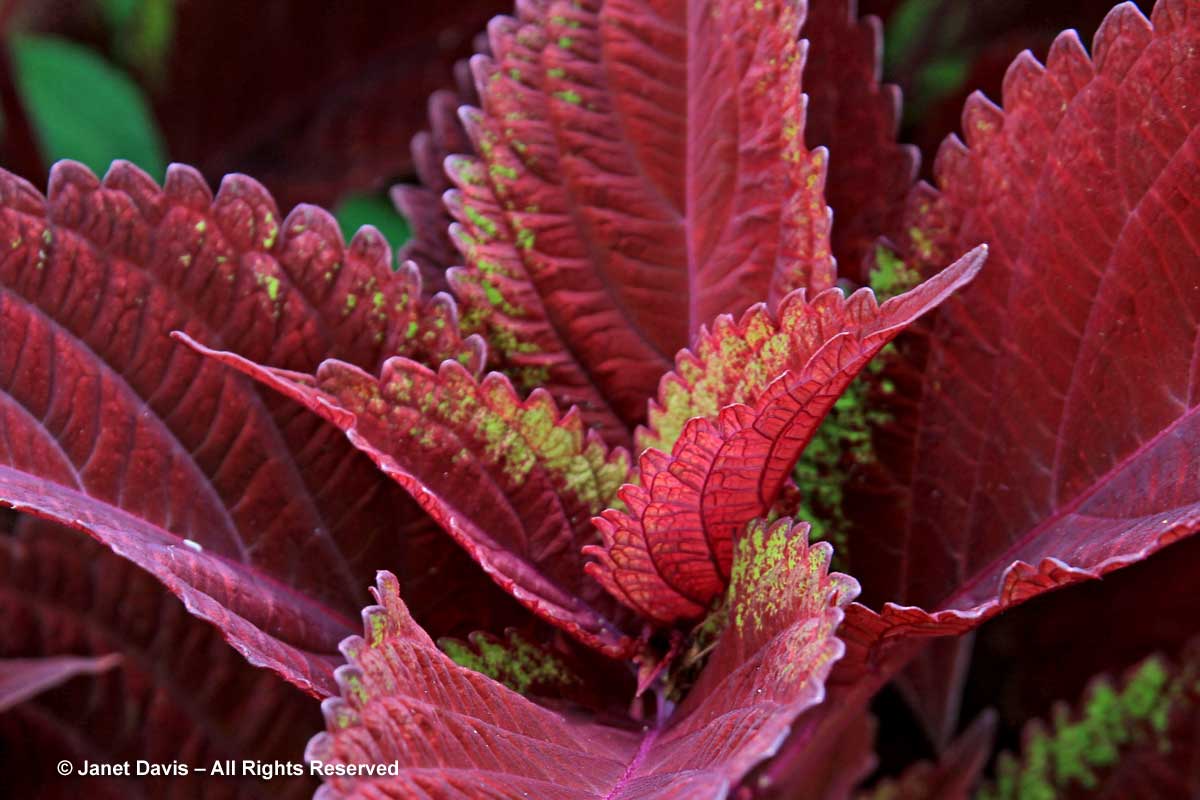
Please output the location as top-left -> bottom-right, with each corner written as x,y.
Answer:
980,644 -> 1200,799
839,0 -> 1200,684
0,518 -> 319,799
179,336 -> 638,658
429,0 -> 838,445
803,0 -> 920,282
589,246 -> 983,623
307,518 -> 857,799
0,159 -> 508,696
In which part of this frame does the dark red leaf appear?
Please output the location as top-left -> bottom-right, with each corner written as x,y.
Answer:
0,1 -> 511,211
400,0 -> 840,445
394,63 -> 484,294
979,644 -> 1200,799
308,518 -> 856,799
867,0 -> 1155,171
0,159 -> 510,696
161,2 -> 511,210
589,248 -> 983,624
839,0 -> 1200,699
754,710 -> 878,799
803,0 -> 920,282
179,335 -> 638,657
0,517 -> 319,799
961,532 -> 1200,758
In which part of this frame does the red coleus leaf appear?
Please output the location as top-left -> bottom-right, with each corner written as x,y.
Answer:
394,64 -> 483,294
588,246 -> 983,624
0,517 -> 319,799
0,159 -> 517,696
307,518 -> 857,799
435,0 -> 837,445
979,642 -> 1200,799
840,0 -> 1200,674
181,334 -> 637,657
965,532 -> 1200,746
802,0 -> 919,282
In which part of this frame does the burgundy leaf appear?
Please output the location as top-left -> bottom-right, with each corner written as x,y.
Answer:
980,644 -> 1200,799
0,159 -> 512,695
0,654 -> 120,714
179,336 -> 638,657
802,0 -> 920,282
589,248 -> 983,623
958,531 -> 1200,758
869,0 -> 1155,170
422,0 -> 840,445
839,0 -> 1200,697
307,517 -> 857,799
0,517 -> 319,799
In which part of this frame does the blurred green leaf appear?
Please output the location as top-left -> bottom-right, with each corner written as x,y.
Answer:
334,193 -> 412,269
884,0 -> 937,73
9,34 -> 167,179
98,0 -> 175,81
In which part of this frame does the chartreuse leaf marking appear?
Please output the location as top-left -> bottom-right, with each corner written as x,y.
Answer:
439,631 -> 579,695
181,336 -> 636,658
981,647 -> 1200,800
592,248 -> 984,624
441,0 -> 839,447
308,532 -> 855,799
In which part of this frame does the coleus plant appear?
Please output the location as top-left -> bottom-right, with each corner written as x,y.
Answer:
1,0 -> 1198,797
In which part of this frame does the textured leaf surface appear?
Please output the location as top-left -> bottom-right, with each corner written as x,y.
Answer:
0,654 -> 121,714
841,0 -> 1200,671
979,645 -> 1200,799
590,248 -> 983,623
307,518 -> 857,799
180,337 -> 637,657
434,0 -> 838,445
0,517 -> 319,799
0,160 -> 509,696
802,0 -> 919,282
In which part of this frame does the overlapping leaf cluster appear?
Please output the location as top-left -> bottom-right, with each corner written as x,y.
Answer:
1,0 -> 1198,798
